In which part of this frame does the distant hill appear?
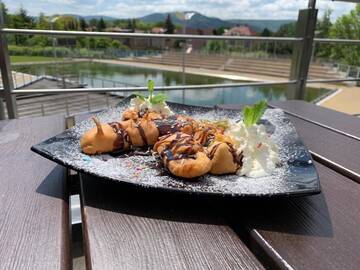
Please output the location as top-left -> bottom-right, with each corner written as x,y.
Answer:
83,15 -> 118,21
53,12 -> 295,33
226,19 -> 295,32
50,14 -> 118,21
139,12 -> 294,32
139,12 -> 232,29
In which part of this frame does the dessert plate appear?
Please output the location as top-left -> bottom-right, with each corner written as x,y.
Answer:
31,96 -> 320,197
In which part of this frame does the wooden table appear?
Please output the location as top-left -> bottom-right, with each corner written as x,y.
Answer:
1,100 -> 360,270
0,115 -> 70,270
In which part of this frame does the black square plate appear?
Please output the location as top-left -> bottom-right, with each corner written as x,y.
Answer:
31,97 -> 320,197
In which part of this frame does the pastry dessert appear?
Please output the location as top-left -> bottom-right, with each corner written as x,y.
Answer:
80,117 -> 130,155
80,81 -> 278,180
81,113 -> 197,154
153,132 -> 212,179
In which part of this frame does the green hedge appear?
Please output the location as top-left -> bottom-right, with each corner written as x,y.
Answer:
9,45 -> 108,58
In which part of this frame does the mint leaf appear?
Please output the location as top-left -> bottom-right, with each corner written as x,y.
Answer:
147,80 -> 155,101
151,93 -> 167,104
135,92 -> 146,101
242,100 -> 267,127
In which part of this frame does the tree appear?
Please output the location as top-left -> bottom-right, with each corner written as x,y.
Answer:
315,9 -> 332,59
273,22 -> 296,55
13,7 -> 34,28
12,7 -> 34,45
213,27 -> 225,35
89,18 -> 98,31
97,17 -> 106,31
37,12 -> 50,29
275,22 -> 296,37
164,14 -> 174,34
330,4 -> 360,65
127,19 -> 133,30
56,16 -> 79,30
79,17 -> 88,31
0,2 -> 9,25
261,28 -> 272,37
206,40 -> 228,53
132,19 -> 137,30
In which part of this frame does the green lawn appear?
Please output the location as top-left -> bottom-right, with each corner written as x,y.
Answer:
10,55 -> 62,63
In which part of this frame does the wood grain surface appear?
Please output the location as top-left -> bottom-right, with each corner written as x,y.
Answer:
77,102 -> 360,270
269,100 -> 360,140
228,161 -> 360,270
286,114 -> 360,181
0,116 -> 70,270
80,174 -> 264,270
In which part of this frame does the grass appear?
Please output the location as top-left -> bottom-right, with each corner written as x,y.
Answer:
10,55 -> 63,63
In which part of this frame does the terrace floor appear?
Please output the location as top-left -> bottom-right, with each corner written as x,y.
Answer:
15,78 -> 122,118
317,84 -> 360,116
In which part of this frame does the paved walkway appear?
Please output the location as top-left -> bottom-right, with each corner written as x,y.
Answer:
11,58 -> 88,66
317,84 -> 360,115
0,71 -> 39,89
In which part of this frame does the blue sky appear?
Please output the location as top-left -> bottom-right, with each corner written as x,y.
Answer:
3,0 -> 356,20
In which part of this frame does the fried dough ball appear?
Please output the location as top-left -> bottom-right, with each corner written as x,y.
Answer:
122,109 -> 139,121
80,117 -> 123,155
154,132 -> 212,179
207,142 -> 241,175
167,152 -> 212,179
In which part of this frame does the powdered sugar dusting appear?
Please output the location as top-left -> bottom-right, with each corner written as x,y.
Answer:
33,100 -> 319,197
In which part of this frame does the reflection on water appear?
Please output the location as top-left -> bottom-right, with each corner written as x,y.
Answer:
13,62 -> 330,106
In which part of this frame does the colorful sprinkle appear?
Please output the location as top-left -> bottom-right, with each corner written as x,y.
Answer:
82,156 -> 91,161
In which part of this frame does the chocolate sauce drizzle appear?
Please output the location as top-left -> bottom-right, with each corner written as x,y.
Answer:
109,122 -> 130,150
154,118 -> 188,136
109,114 -> 243,170
159,133 -> 198,167
207,142 -> 243,166
136,123 -> 148,146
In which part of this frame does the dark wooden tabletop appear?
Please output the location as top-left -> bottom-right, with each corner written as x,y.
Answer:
2,100 -> 360,270
0,115 -> 70,270
74,101 -> 360,270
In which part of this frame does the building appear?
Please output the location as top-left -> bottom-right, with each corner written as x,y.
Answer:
151,27 -> 166,34
223,26 -> 257,37
176,27 -> 214,50
223,25 -> 257,47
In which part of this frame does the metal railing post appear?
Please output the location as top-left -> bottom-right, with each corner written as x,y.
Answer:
41,103 -> 45,116
13,73 -> 17,88
87,93 -> 91,111
106,92 -> 109,108
288,2 -> 318,100
0,5 -> 17,119
0,97 -> 5,119
65,97 -> 69,116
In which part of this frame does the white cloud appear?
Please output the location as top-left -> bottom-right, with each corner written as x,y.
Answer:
3,0 -> 356,21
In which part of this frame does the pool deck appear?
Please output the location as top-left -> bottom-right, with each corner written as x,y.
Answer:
316,84 -> 360,115
94,59 -> 359,116
11,58 -> 88,66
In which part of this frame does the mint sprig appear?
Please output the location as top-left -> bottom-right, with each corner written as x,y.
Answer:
135,92 -> 145,101
136,80 -> 168,105
151,93 -> 167,104
148,80 -> 155,101
242,100 -> 267,127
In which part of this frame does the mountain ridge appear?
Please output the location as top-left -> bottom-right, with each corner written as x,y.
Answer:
139,12 -> 295,32
53,12 -> 295,32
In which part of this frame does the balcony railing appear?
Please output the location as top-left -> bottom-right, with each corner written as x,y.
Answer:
1,4 -> 360,119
